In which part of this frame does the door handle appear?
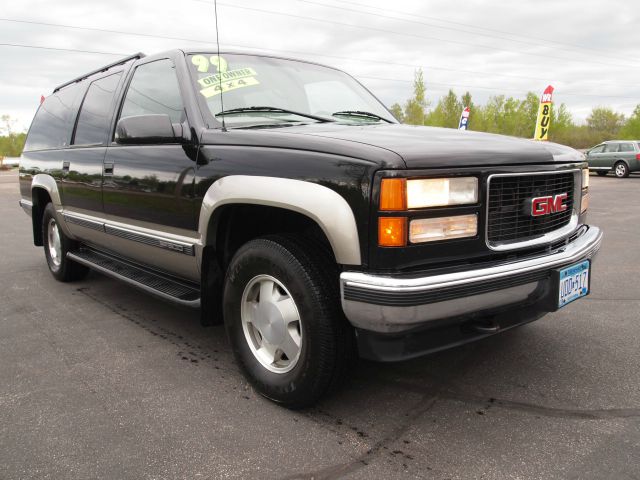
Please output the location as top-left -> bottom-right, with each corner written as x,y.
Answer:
62,161 -> 70,173
104,163 -> 114,175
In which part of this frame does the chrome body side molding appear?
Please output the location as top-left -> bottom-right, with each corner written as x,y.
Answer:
63,211 -> 196,257
198,175 -> 362,266
105,224 -> 196,256
64,213 -> 104,232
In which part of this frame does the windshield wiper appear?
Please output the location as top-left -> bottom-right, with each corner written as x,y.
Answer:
215,106 -> 334,123
331,110 -> 394,123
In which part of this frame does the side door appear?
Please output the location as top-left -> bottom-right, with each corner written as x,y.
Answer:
617,142 -> 636,168
62,72 -> 123,241
602,143 -> 620,168
101,57 -> 199,281
586,144 -> 606,169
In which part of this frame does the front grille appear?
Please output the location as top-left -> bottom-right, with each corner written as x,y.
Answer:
487,172 -> 574,244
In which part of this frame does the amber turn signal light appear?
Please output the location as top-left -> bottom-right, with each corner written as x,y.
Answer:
380,178 -> 407,211
378,217 -> 407,247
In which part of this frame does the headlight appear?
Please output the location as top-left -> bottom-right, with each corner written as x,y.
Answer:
406,177 -> 478,209
410,214 -> 478,243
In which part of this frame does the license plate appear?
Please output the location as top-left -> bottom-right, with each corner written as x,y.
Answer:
558,260 -> 590,308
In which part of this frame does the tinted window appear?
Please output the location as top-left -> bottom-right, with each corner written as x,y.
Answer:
120,59 -> 184,123
73,73 -> 122,146
24,84 -> 82,151
590,145 -> 605,153
604,143 -> 619,153
619,143 -> 635,152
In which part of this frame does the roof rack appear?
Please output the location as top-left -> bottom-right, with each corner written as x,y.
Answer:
53,52 -> 146,92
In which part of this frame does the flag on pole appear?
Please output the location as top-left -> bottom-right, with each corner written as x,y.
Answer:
458,106 -> 470,130
533,85 -> 554,141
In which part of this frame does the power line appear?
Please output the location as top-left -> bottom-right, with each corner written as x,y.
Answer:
2,18 -> 639,89
321,0 -> 628,58
292,0 -> 634,63
199,1 -> 640,70
0,42 -> 121,56
2,42 -> 637,102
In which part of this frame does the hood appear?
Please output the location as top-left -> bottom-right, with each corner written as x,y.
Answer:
277,123 -> 584,168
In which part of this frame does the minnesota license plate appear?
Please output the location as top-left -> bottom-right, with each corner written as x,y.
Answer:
558,260 -> 590,308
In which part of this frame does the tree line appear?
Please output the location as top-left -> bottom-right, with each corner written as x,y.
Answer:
2,76 -> 639,157
0,115 -> 27,158
388,69 -> 640,149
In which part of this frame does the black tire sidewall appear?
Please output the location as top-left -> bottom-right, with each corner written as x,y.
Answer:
223,239 -> 338,405
42,203 -> 65,278
42,203 -> 87,281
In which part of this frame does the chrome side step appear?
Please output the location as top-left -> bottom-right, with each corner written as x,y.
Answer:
68,248 -> 200,308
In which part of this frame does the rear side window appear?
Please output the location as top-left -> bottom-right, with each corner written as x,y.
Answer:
618,143 -> 635,152
73,73 -> 122,146
119,59 -> 184,123
23,84 -> 82,151
604,144 -> 619,153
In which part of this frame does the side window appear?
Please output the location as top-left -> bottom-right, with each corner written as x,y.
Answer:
23,84 -> 82,151
73,73 -> 122,146
590,145 -> 605,154
604,143 -> 619,153
619,143 -> 635,152
119,59 -> 184,123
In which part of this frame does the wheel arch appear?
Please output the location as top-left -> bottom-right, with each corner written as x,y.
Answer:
197,176 -> 362,267
30,174 -> 61,246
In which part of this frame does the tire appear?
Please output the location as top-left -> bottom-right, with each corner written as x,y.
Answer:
614,161 -> 629,178
596,171 -> 608,177
42,203 -> 89,282
223,235 -> 356,408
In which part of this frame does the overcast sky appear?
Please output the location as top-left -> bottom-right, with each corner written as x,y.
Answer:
1,0 -> 638,131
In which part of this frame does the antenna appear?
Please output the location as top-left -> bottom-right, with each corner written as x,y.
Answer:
213,0 -> 227,132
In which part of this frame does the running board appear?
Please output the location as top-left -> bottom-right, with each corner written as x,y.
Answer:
67,248 -> 200,308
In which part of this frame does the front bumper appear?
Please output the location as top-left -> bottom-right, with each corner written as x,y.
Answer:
340,225 -> 603,360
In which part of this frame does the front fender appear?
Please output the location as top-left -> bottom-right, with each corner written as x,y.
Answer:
197,175 -> 362,266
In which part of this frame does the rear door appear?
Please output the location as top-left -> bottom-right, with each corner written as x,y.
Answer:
62,72 -> 123,227
617,142 -> 636,167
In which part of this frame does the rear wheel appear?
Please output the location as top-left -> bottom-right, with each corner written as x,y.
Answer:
614,161 -> 629,178
596,171 -> 608,177
223,235 -> 355,408
42,203 -> 89,282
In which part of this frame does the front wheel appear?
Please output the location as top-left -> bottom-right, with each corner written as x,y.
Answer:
42,203 -> 89,282
223,235 -> 355,408
614,161 -> 629,178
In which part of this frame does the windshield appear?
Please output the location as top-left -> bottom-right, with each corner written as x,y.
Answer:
187,53 -> 396,128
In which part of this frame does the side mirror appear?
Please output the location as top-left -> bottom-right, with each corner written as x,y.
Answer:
115,114 -> 182,145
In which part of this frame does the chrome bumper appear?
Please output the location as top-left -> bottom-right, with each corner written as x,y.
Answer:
341,226 -> 603,333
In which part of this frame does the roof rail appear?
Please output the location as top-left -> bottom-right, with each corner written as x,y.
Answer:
53,52 -> 146,92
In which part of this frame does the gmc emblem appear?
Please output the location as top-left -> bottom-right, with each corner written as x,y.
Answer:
531,193 -> 568,217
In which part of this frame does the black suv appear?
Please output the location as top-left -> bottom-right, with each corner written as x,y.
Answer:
19,50 -> 602,407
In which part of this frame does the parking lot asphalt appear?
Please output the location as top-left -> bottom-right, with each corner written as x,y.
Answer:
1,169 -> 639,479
